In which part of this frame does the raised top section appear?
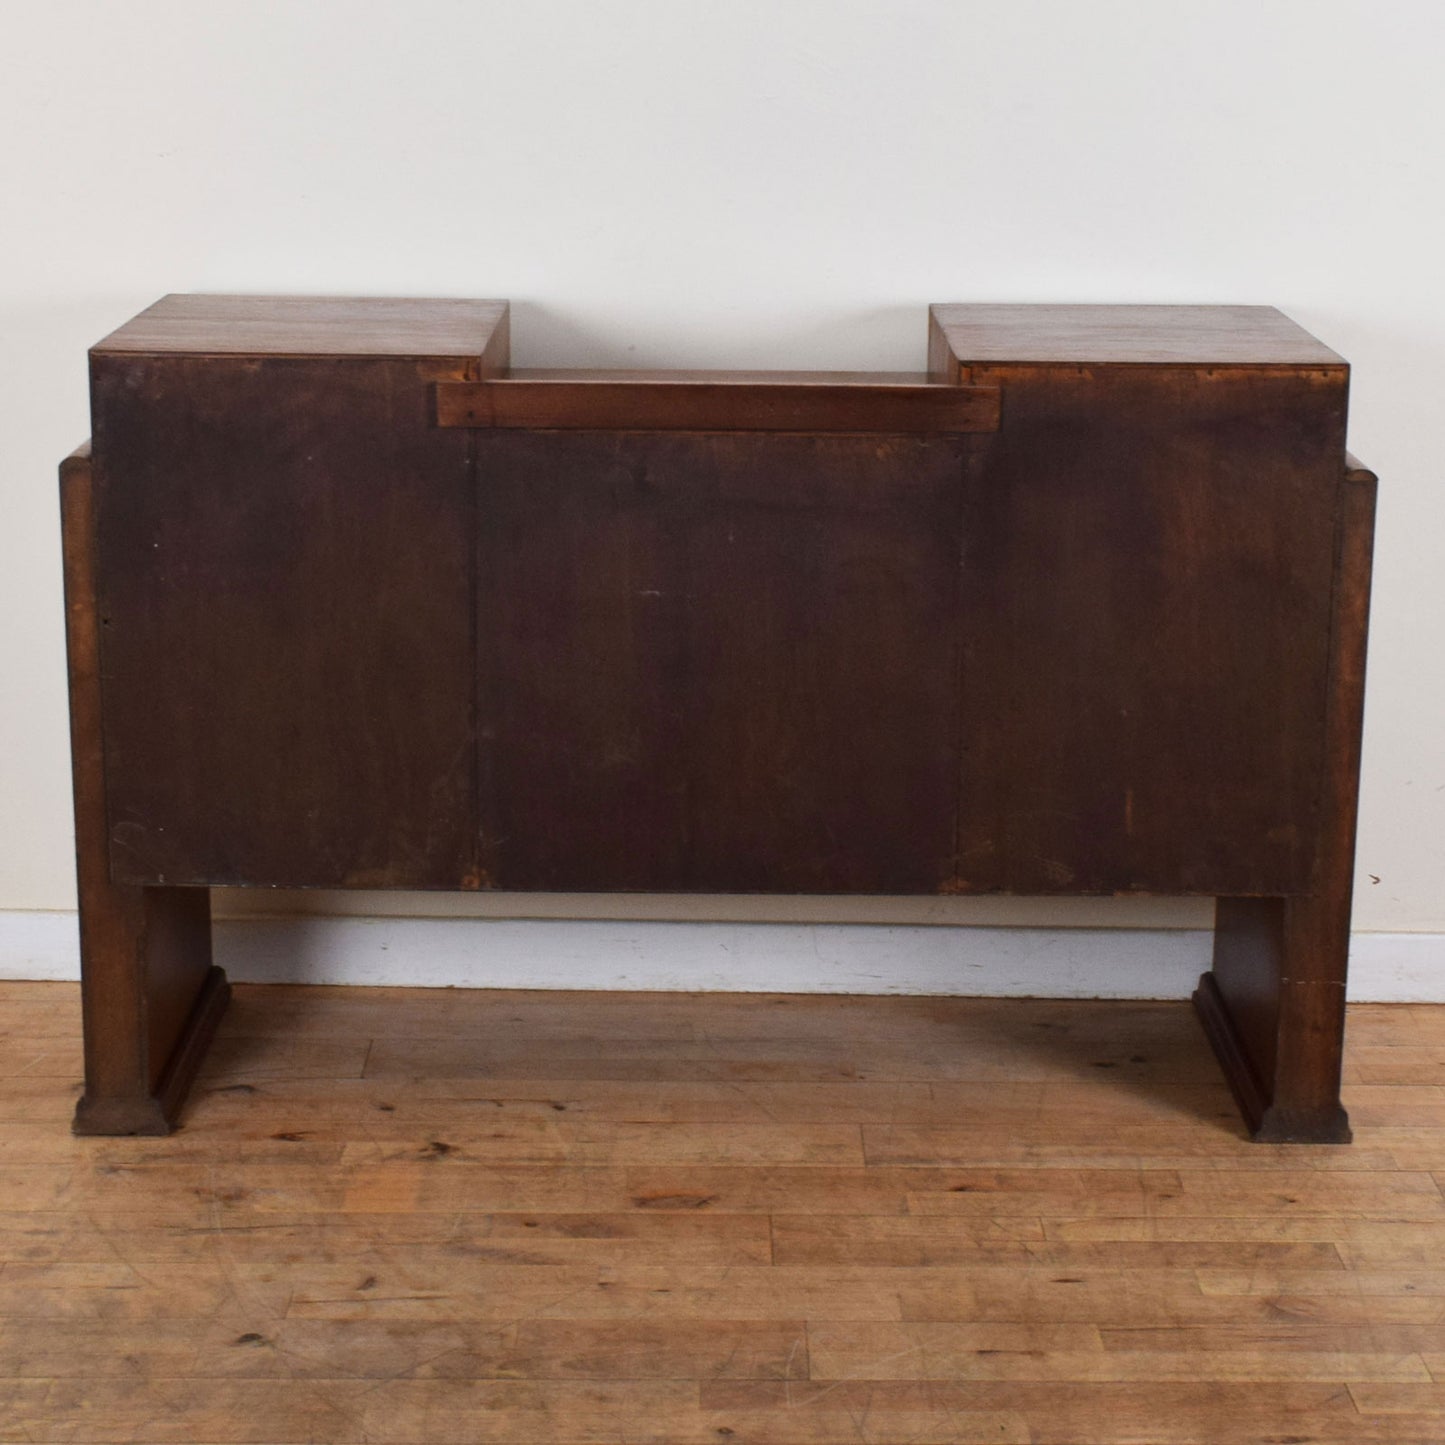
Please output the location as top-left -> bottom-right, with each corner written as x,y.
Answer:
92,296 -> 1346,373
93,294 -> 509,360
930,304 -> 1345,368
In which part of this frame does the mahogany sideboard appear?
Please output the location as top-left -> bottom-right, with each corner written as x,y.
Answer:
61,296 -> 1376,1142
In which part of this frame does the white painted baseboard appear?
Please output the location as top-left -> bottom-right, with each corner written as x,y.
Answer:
1,909 -> 1440,1001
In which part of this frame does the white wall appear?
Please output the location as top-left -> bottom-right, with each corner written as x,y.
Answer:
2,1 -> 1442,978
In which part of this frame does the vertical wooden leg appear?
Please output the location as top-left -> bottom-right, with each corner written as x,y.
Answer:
62,443 -> 229,1136
1194,458 -> 1376,1143
1196,896 -> 1351,1143
72,885 -> 227,1136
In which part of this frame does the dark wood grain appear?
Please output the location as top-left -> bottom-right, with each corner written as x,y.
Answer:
1200,456 -> 1377,1142
476,430 -> 967,892
437,377 -> 999,433
90,355 -> 483,888
948,363 -> 1347,896
90,298 -> 509,888
60,442 -> 228,1136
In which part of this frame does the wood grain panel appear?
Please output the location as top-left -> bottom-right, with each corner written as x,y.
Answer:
94,293 -> 510,361
60,444 -> 227,1135
954,365 -> 1347,895
91,355 -> 478,887
929,303 -> 1347,367
476,430 -> 969,892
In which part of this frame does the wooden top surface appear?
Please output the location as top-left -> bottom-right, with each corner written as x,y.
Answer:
92,295 -> 509,359
931,304 -> 1345,367
92,297 -> 1345,369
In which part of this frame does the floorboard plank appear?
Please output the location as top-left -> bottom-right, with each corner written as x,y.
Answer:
1,981 -> 1443,1443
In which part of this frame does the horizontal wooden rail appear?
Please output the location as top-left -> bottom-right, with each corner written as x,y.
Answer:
435,375 -> 1001,434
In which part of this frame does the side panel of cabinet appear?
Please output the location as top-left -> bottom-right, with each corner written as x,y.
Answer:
955,366 -> 1347,895
93,355 -> 477,887
476,430 -> 967,893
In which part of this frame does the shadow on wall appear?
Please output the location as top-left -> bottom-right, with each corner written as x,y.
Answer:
209,911 -> 1214,998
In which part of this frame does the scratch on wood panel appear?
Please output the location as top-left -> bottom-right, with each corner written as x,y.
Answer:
1036,858 -> 1077,887
108,820 -> 151,865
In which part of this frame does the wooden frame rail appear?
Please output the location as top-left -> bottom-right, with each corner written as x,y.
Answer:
435,373 -> 1002,433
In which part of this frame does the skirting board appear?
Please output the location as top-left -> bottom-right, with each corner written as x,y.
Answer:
1,910 -> 1441,1001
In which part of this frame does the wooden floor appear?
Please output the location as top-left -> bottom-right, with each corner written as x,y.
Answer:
3,983 -> 1445,1443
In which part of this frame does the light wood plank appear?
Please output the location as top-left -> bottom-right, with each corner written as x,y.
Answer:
805,1321 -> 1430,1381
3,981 -> 1445,1444
898,1268 -> 1445,1326
703,1381 -> 1403,1444
769,1214 -> 1346,1268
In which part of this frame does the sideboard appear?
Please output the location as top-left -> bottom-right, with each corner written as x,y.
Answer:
61,296 -> 1376,1142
